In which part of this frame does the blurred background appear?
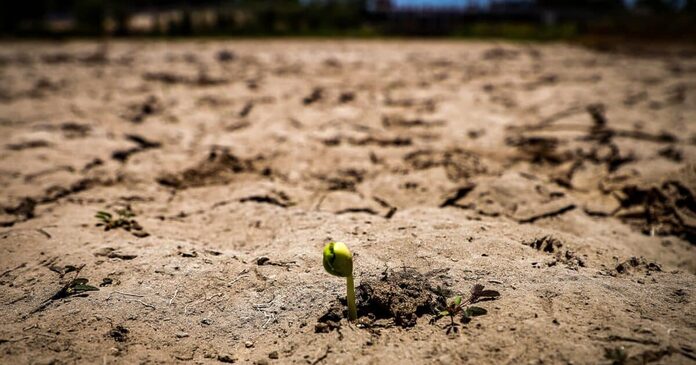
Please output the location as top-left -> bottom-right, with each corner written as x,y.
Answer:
1,0 -> 695,42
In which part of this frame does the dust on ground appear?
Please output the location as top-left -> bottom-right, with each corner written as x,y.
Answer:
0,40 -> 695,364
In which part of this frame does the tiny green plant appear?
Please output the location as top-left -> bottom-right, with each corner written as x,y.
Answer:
433,284 -> 500,334
95,208 -> 134,230
31,266 -> 99,314
322,242 -> 357,321
59,278 -> 100,298
95,205 -> 149,237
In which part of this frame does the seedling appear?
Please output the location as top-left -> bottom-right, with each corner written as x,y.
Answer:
322,242 -> 357,321
433,284 -> 500,334
31,266 -> 99,314
57,278 -> 100,298
95,205 -> 149,237
95,207 -> 135,230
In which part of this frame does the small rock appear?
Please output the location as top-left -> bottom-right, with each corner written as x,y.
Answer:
314,322 -> 329,333
108,325 -> 129,342
256,360 -> 269,365
268,351 -> 279,359
245,341 -> 254,348
201,318 -> 212,325
176,332 -> 189,338
256,256 -> 270,265
217,353 -> 236,363
175,353 -> 194,361
217,50 -> 236,63
180,250 -> 198,258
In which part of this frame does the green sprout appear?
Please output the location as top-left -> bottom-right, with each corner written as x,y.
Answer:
95,208 -> 135,230
95,205 -> 149,238
322,242 -> 357,321
432,284 -> 500,334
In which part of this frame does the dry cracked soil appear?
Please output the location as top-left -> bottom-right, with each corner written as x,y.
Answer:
0,40 -> 695,364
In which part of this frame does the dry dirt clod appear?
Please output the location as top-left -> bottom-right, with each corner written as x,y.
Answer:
108,326 -> 129,342
217,353 -> 236,363
317,268 -> 451,330
614,257 -> 662,275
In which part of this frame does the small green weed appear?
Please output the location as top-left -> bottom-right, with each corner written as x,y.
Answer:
432,284 -> 500,334
95,205 -> 149,238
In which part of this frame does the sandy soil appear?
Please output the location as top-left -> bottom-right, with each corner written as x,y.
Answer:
0,40 -> 695,365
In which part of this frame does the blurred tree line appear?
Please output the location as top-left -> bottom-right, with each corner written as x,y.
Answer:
1,0 -> 695,37
0,0 -> 369,36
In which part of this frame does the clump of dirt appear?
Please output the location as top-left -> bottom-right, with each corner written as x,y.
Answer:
216,49 -> 236,63
6,140 -> 52,151
448,172 -> 575,223
505,135 -> 570,165
124,95 -> 163,124
108,325 -> 129,342
2,177 -> 107,226
142,71 -> 228,87
382,115 -> 445,129
157,146 -> 262,189
316,268 -> 451,332
614,257 -> 662,275
112,134 -> 161,162
302,87 -> 323,105
481,47 -> 520,60
658,145 -> 683,162
323,134 -> 412,147
1,197 -> 37,223
525,236 -> 586,269
525,235 -> 563,253
59,122 -> 91,139
614,169 -> 696,244
404,148 -> 488,182
319,168 -> 364,191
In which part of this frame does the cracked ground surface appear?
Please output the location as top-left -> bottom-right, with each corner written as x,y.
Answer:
1,40 -> 695,364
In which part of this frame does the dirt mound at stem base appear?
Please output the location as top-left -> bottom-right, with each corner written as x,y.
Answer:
316,268 -> 452,332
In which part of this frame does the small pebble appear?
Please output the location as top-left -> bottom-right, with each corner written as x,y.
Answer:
268,351 -> 279,359
176,332 -> 189,338
217,353 -> 236,363
245,341 -> 254,348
